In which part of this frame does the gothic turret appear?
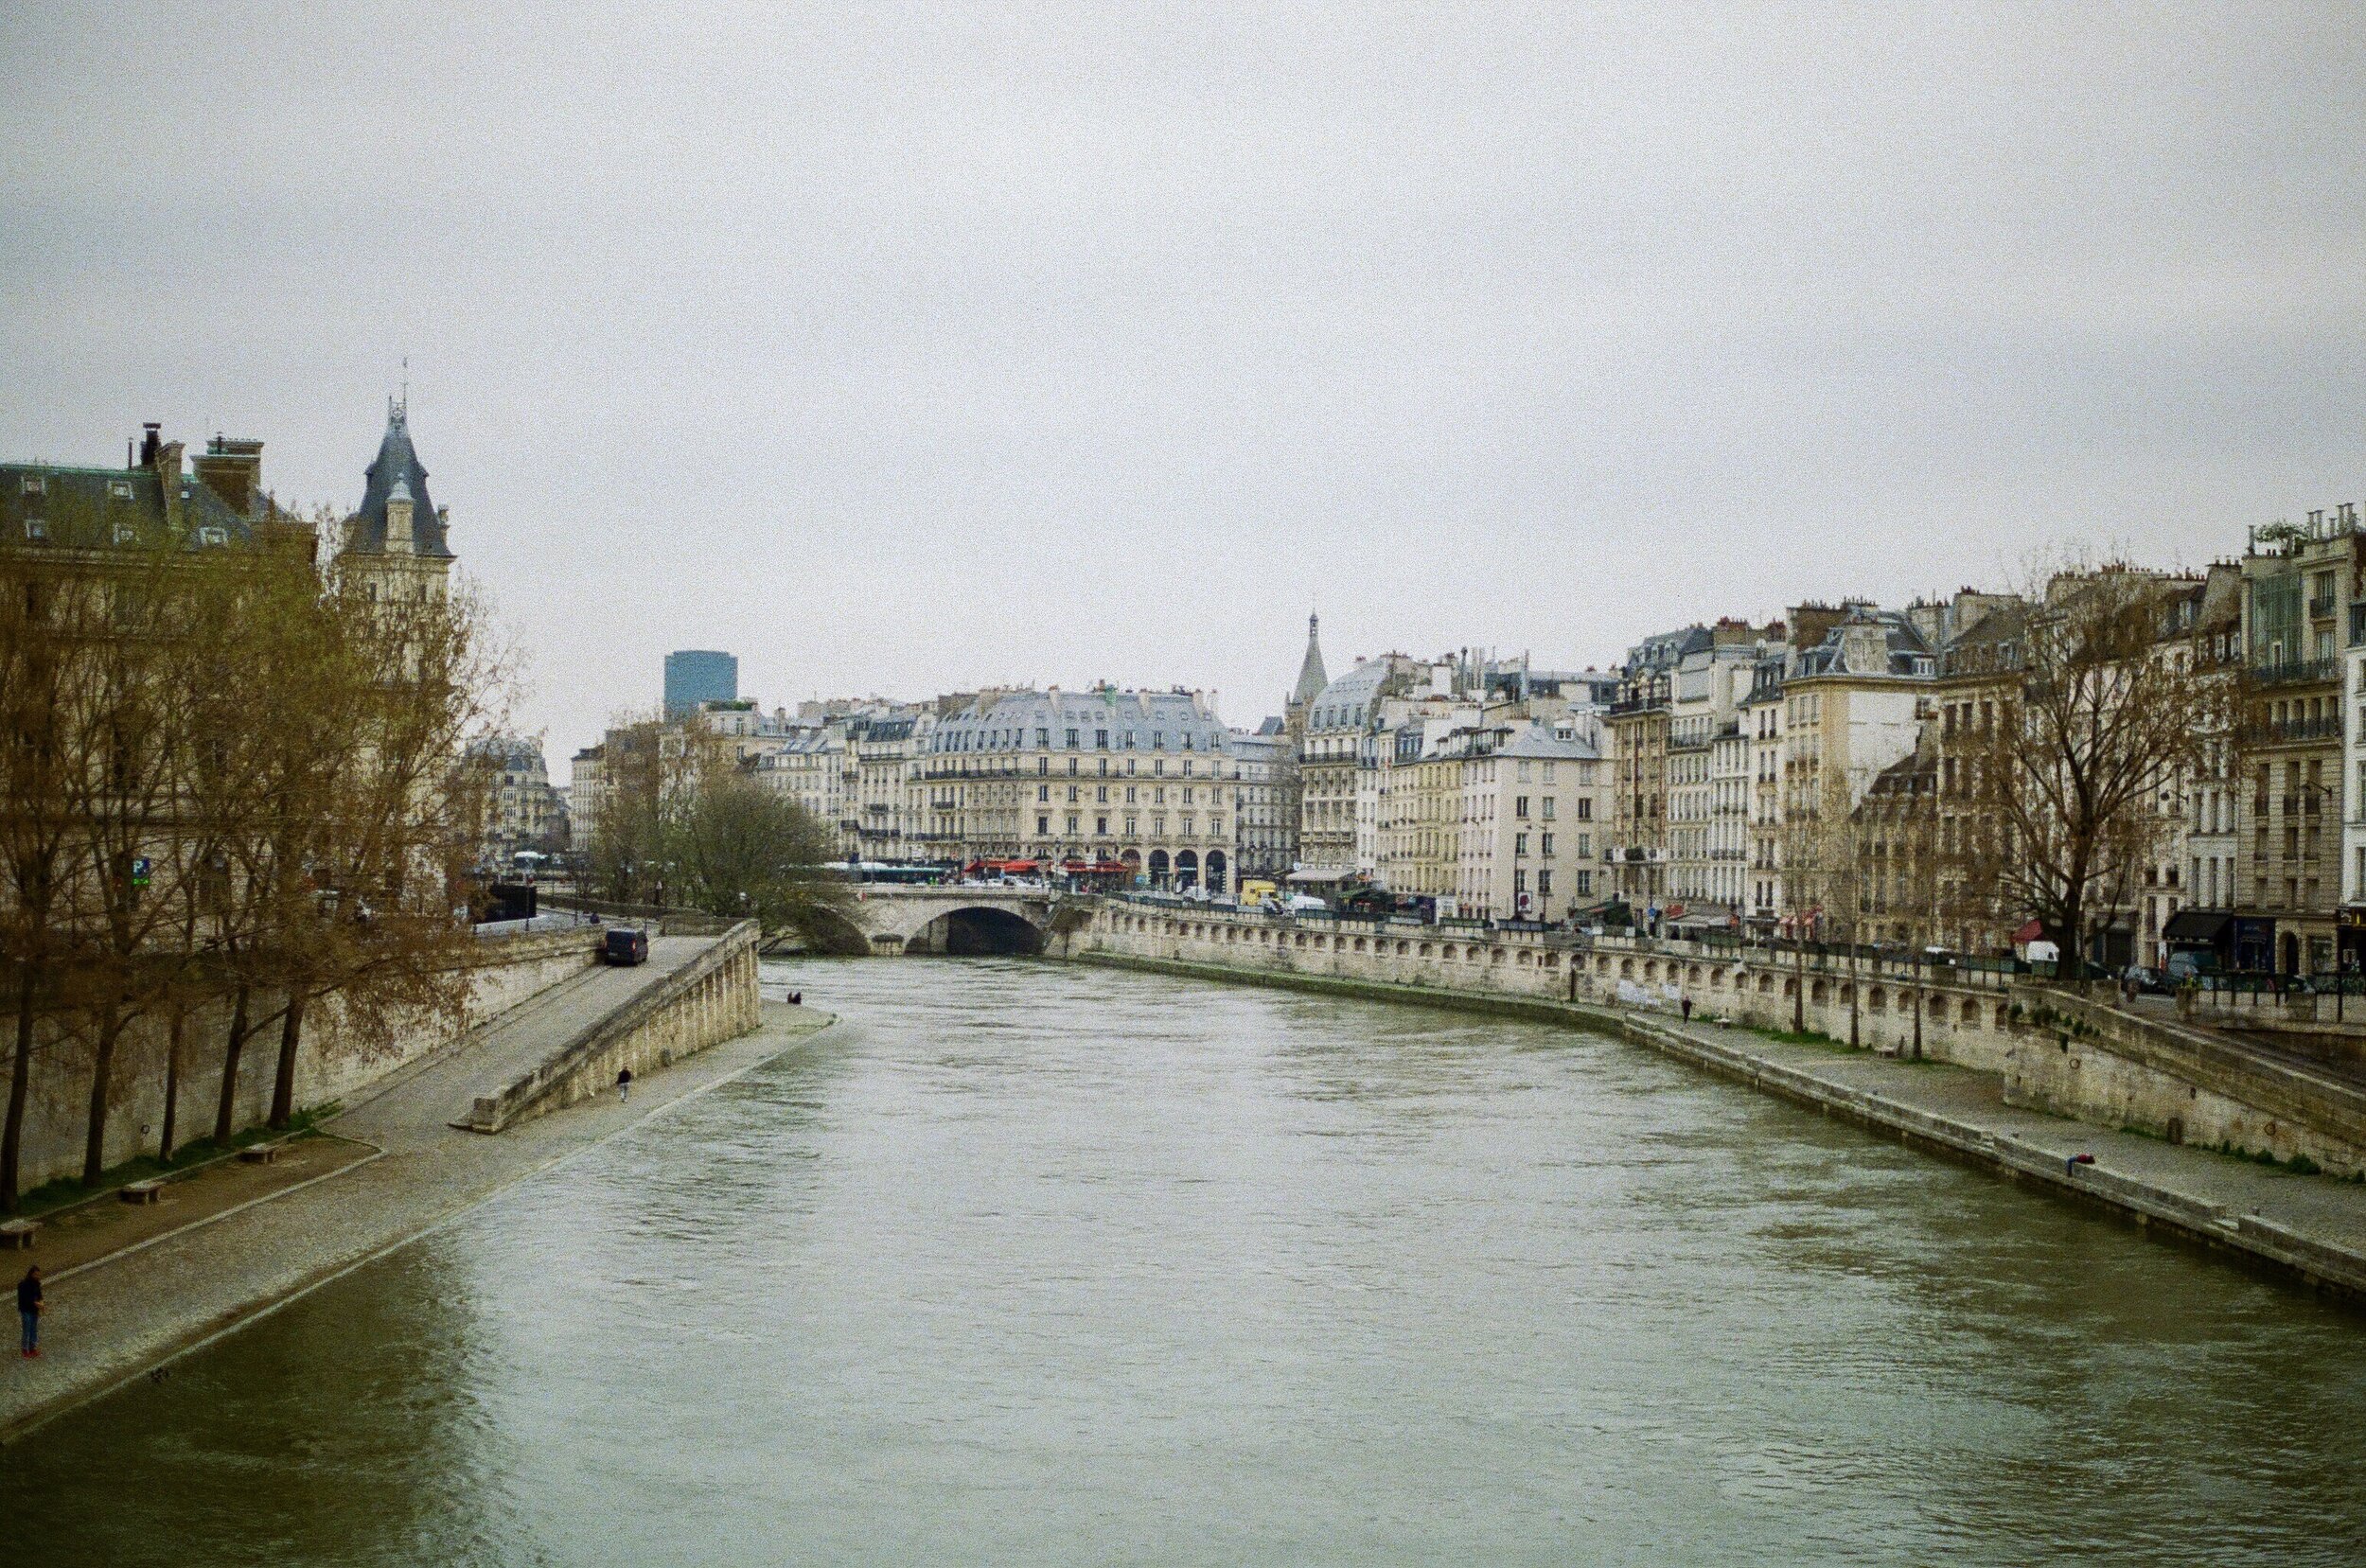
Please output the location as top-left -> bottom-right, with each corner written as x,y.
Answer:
1291,611 -> 1329,710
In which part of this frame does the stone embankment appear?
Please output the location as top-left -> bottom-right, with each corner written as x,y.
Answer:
1,934 -> 808,1445
457,921 -> 762,1133
1078,904 -> 2366,1303
9,924 -> 609,1191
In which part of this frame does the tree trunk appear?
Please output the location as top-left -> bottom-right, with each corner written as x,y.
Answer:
214,985 -> 252,1144
159,1009 -> 185,1163
2,981 -> 35,1212
82,999 -> 126,1187
269,991 -> 308,1131
1792,940 -> 1806,1033
1848,943 -> 1861,1048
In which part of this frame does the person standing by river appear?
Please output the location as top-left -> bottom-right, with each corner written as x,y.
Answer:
18,1264 -> 42,1359
616,1067 -> 633,1103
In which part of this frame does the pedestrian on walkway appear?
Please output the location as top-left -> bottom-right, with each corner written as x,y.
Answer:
616,1067 -> 633,1103
18,1264 -> 42,1359
1681,996 -> 1693,1023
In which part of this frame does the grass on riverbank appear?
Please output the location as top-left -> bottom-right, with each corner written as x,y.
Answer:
14,1104 -> 338,1219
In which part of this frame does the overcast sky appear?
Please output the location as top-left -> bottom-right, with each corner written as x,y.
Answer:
4,4 -> 2359,772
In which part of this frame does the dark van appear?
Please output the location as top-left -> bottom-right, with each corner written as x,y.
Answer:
603,927 -> 649,966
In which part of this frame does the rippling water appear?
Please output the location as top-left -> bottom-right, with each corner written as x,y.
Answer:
9,959 -> 2366,1565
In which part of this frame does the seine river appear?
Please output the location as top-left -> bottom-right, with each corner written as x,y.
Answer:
9,959 -> 2366,1564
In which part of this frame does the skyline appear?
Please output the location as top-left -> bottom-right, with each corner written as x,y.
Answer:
5,4 -> 2359,767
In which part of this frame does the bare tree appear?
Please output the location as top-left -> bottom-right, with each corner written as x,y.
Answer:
1943,565 -> 2218,977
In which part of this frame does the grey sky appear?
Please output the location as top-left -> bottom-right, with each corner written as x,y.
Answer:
4,4 -> 2359,771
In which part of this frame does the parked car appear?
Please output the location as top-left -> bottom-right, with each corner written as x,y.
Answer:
2121,964 -> 2170,995
1280,892 -> 1330,915
604,927 -> 649,966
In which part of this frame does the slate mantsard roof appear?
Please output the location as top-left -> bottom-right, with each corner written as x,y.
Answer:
1,457 -> 261,553
929,686 -> 1228,754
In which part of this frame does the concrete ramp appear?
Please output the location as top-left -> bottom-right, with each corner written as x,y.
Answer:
452,923 -> 762,1134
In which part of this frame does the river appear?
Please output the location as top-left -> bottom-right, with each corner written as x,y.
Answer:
6,958 -> 2365,1564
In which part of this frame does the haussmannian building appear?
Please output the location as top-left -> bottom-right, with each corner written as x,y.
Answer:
920,685 -> 1241,891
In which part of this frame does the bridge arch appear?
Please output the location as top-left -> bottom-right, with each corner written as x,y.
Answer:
905,905 -> 1046,956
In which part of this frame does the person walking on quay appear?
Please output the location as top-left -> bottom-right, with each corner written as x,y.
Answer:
1680,996 -> 1694,1024
616,1066 -> 633,1103
18,1264 -> 43,1359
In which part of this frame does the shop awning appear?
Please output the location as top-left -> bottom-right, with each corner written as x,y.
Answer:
2012,918 -> 2045,943
2163,910 -> 2233,944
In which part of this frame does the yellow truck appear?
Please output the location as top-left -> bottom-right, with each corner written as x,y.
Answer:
1237,879 -> 1279,909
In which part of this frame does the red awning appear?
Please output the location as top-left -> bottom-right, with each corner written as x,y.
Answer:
1059,858 -> 1088,871
2013,918 -> 2044,943
999,859 -> 1040,873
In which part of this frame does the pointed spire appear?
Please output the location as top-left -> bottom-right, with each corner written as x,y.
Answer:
1293,609 -> 1329,706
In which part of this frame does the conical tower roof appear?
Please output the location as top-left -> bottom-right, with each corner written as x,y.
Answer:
348,398 -> 450,557
1292,611 -> 1329,705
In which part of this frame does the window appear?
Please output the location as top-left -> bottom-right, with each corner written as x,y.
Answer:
1096,729 -> 1108,749
1544,762 -> 1557,783
1538,870 -> 1552,898
22,519 -> 46,541
1096,785 -> 1108,803
1036,729 -> 1050,748
1515,832 -> 1529,856
108,480 -> 132,501
1037,815 -> 1050,834
1037,784 -> 1049,802
1541,832 -> 1554,856
1576,798 -> 1592,820
1066,785 -> 1079,802
1541,797 -> 1556,820
1514,795 -> 1530,819
1066,729 -> 1079,749
20,475 -> 44,495
1067,814 -> 1079,833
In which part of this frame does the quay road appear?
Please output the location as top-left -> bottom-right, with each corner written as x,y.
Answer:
0,938 -> 828,1443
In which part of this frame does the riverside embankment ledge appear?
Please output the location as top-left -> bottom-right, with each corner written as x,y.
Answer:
1075,904 -> 2366,1305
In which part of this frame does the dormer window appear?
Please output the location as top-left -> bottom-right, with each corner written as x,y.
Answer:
109,480 -> 132,501
197,525 -> 227,546
23,519 -> 48,541
114,525 -> 137,545
20,475 -> 44,496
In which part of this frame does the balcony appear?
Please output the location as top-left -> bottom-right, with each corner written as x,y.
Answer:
2251,658 -> 2337,688
2243,716 -> 2340,746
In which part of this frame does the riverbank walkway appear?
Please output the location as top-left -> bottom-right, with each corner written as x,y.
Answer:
0,976 -> 834,1444
1085,955 -> 2366,1305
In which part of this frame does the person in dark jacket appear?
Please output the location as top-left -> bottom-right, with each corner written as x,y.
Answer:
616,1066 -> 633,1103
18,1265 -> 42,1359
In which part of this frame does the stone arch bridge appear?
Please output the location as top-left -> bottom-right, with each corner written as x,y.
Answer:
798,886 -> 1097,957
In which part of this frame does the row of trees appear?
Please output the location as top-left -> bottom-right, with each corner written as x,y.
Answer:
584,716 -> 856,948
0,510 -> 503,1208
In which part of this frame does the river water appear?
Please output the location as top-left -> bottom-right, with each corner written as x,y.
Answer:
8,959 -> 2366,1564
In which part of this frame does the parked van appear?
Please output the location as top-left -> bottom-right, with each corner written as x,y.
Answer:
1238,880 -> 1279,908
604,927 -> 649,966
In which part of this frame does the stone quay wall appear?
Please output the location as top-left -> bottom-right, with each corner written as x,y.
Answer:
1082,904 -> 2366,1175
462,921 -> 763,1133
12,927 -> 604,1191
